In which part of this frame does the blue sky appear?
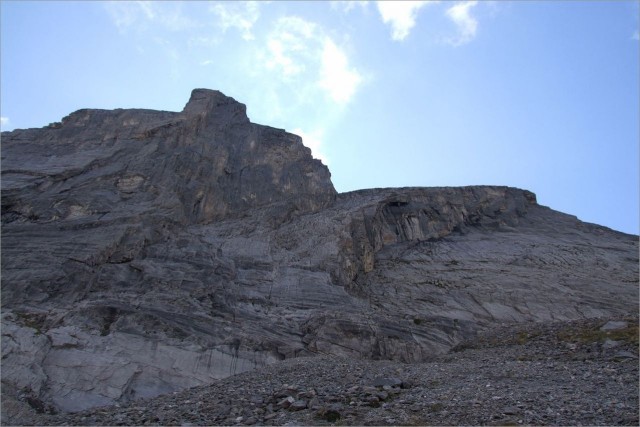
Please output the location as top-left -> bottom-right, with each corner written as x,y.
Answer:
1,1 -> 638,234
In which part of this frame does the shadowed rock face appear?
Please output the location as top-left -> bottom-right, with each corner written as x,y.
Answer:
1,89 -> 335,228
1,89 -> 637,413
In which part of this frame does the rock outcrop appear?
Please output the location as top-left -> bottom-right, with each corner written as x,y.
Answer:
1,89 -> 638,414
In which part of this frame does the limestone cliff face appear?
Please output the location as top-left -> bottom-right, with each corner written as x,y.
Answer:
2,89 -> 335,228
1,90 -> 637,413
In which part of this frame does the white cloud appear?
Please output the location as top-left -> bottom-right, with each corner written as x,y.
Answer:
264,17 -> 317,77
632,30 -> 639,41
105,1 -> 195,32
376,1 -> 433,41
104,1 -> 141,29
292,127 -> 328,164
0,116 -> 9,129
319,38 -> 363,105
210,1 -> 260,41
445,1 -> 478,46
261,16 -> 363,106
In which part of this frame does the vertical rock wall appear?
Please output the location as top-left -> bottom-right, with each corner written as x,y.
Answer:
1,90 -> 637,414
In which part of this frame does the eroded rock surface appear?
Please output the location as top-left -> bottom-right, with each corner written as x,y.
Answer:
25,317 -> 640,426
1,89 -> 638,416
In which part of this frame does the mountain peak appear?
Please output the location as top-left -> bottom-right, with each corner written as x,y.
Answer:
181,88 -> 250,126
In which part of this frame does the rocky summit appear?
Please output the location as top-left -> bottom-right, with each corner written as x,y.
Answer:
1,89 -> 638,424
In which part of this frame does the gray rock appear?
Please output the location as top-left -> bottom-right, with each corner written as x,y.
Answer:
600,321 -> 629,331
0,313 -> 51,396
316,405 -> 342,423
16,318 -> 639,426
376,391 -> 389,401
371,377 -> 403,388
503,406 -> 520,415
603,339 -> 621,349
277,397 -> 295,409
289,400 -> 308,411
1,89 -> 638,416
613,351 -> 638,361
307,396 -> 321,410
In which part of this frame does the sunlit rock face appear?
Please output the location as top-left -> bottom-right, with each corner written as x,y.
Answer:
1,89 -> 637,413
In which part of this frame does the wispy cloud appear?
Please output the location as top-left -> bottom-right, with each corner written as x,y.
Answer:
104,1 -> 146,30
376,1 -> 433,41
103,3 -> 362,164
210,1 -> 260,41
445,1 -> 478,46
0,116 -> 9,130
105,1 -> 201,72
261,16 -> 363,106
632,30 -> 639,41
105,1 -> 195,32
264,16 -> 317,77
247,15 -> 364,161
319,38 -> 363,105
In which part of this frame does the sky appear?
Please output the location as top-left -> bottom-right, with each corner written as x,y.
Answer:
1,1 -> 639,235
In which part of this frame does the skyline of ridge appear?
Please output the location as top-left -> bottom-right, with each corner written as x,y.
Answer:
1,1 -> 638,234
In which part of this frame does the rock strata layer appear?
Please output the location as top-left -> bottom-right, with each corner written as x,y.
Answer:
1,89 -> 638,416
